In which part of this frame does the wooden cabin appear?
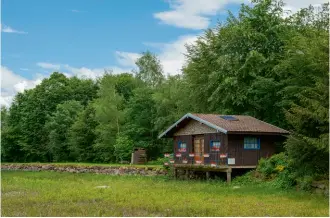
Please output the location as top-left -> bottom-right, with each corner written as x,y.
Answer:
159,113 -> 289,182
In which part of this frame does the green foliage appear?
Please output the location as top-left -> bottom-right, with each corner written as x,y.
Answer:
147,157 -> 169,165
113,134 -> 134,162
296,176 -> 314,191
135,51 -> 164,88
231,171 -> 262,186
93,74 -> 124,163
257,153 -> 289,178
68,105 -> 98,162
45,100 -> 83,162
3,73 -> 97,162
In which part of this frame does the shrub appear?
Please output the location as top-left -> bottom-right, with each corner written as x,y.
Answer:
147,157 -> 169,165
296,176 -> 314,191
270,169 -> 296,189
257,153 -> 289,179
113,134 -> 134,162
232,171 -> 261,186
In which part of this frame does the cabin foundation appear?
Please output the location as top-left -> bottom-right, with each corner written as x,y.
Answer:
171,164 -> 254,183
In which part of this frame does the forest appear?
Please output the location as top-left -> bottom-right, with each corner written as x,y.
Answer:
1,0 -> 329,186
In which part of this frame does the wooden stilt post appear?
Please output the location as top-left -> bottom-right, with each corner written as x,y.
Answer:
185,170 -> 189,180
226,168 -> 232,183
206,171 -> 210,180
174,168 -> 178,179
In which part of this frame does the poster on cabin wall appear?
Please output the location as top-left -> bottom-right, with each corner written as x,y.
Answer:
227,158 -> 235,165
189,153 -> 195,157
203,153 -> 210,157
210,141 -> 221,151
178,142 -> 187,152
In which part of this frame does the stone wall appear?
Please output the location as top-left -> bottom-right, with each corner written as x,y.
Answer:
1,163 -> 167,176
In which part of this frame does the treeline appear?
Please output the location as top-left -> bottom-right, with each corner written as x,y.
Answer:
1,0 -> 328,180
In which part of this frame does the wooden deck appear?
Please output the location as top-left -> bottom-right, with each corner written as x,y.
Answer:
172,164 -> 256,171
171,164 -> 257,183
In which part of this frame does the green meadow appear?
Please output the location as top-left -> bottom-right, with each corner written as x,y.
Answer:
1,171 -> 328,217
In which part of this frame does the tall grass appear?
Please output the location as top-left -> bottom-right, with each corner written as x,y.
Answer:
1,171 -> 329,216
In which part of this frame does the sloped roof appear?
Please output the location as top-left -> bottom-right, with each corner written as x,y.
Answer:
158,113 -> 289,138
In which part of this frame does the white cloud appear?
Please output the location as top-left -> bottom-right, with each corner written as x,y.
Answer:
1,66 -> 43,107
154,0 -> 327,29
115,51 -> 142,67
154,0 -> 246,29
1,24 -> 27,34
157,35 -> 198,75
282,0 -> 328,16
119,34 -> 199,76
36,62 -> 132,80
37,62 -> 61,70
0,92 -> 15,108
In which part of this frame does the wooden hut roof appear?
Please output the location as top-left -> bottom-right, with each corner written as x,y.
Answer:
158,113 -> 289,138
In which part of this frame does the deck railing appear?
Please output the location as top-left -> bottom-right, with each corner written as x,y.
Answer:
163,153 -> 230,167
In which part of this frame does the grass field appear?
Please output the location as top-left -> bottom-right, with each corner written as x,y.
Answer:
1,171 -> 329,217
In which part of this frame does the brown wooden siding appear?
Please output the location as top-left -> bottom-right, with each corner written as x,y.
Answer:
227,134 -> 279,166
203,133 -> 227,165
174,132 -> 228,165
173,135 -> 192,164
173,133 -> 283,166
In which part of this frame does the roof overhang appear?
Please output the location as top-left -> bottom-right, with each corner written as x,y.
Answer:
158,113 -> 228,139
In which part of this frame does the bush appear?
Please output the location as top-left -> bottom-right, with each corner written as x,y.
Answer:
113,134 -> 134,162
296,176 -> 314,191
147,157 -> 169,165
270,169 -> 296,189
256,153 -> 298,189
232,171 -> 262,186
257,153 -> 289,179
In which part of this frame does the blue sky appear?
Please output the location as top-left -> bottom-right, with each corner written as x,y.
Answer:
1,0 -> 324,106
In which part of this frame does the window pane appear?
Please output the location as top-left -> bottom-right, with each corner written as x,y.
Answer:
244,137 -> 259,149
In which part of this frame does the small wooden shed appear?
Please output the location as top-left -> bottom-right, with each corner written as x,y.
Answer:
131,148 -> 147,165
158,113 -> 289,181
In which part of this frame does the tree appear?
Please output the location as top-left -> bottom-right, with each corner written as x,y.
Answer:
68,104 -> 99,162
184,0 -> 289,125
3,72 -> 98,162
1,106 -> 24,162
93,74 -> 124,162
135,51 -> 164,88
279,7 -> 329,177
45,100 -> 83,162
113,134 -> 134,162
122,87 -> 159,159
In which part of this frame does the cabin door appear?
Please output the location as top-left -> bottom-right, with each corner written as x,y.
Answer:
193,136 -> 204,163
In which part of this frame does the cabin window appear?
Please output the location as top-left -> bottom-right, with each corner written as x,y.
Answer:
210,141 -> 221,151
244,137 -> 260,149
178,142 -> 187,152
